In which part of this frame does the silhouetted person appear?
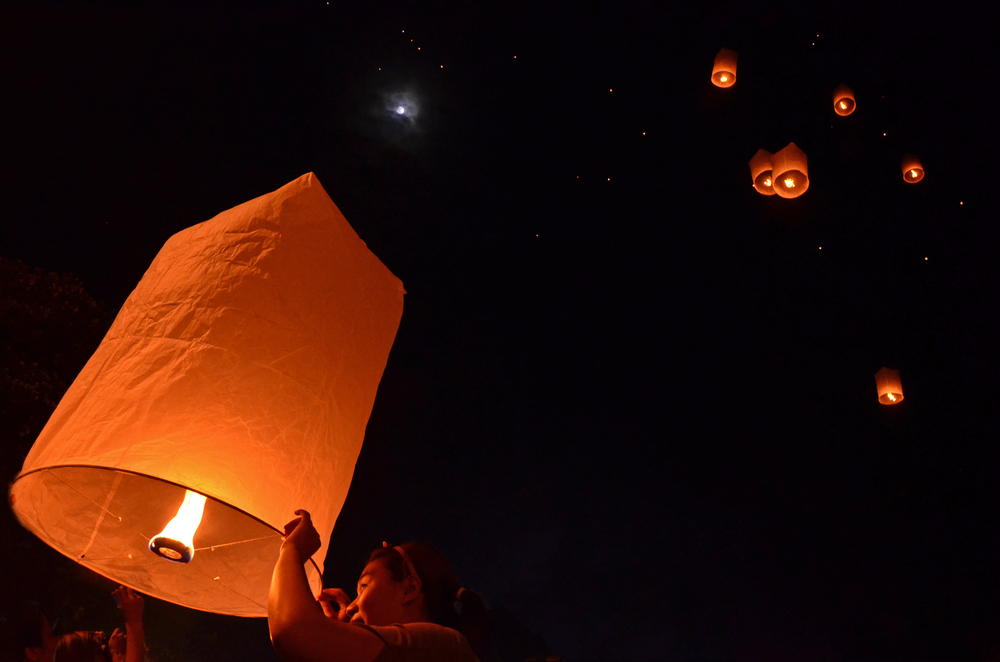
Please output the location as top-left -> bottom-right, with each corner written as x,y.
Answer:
0,603 -> 56,662
56,586 -> 145,662
269,509 -> 494,662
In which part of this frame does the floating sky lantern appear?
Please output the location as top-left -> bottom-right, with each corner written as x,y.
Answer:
8,173 -> 405,616
901,154 -> 924,183
771,142 -> 809,198
711,48 -> 738,88
875,367 -> 904,405
832,83 -> 855,116
749,149 -> 775,195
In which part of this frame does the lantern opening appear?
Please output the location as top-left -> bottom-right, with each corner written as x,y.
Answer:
149,490 -> 207,564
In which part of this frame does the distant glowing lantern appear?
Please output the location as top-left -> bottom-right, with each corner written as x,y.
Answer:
711,48 -> 738,88
771,142 -> 809,198
9,173 -> 405,616
832,83 -> 855,116
749,149 -> 775,195
901,154 -> 924,183
875,367 -> 904,405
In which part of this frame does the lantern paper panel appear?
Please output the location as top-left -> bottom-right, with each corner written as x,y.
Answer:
771,142 -> 809,198
833,83 -> 856,116
749,149 -> 775,195
902,154 -> 925,183
9,173 -> 405,616
875,367 -> 904,405
712,48 -> 738,88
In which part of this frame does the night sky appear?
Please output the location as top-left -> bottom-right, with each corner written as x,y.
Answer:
2,2 -> 997,660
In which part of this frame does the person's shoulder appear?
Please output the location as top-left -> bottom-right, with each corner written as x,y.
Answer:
363,622 -> 478,660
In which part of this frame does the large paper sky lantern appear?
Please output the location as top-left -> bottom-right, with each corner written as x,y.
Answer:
8,173 -> 405,616
901,154 -> 925,183
832,83 -> 856,116
711,48 -> 738,88
749,149 -> 775,195
875,367 -> 904,405
771,142 -> 809,198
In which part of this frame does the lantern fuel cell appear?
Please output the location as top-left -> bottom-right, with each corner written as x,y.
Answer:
8,173 -> 405,616
149,490 -> 207,563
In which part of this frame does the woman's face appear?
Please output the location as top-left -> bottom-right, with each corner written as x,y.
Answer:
348,558 -> 407,626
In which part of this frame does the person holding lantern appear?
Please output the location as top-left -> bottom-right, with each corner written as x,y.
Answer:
269,510 -> 492,662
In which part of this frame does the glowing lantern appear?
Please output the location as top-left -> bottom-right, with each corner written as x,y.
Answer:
771,142 -> 809,198
874,367 -> 904,405
711,48 -> 738,88
901,154 -> 924,183
832,83 -> 855,116
8,173 -> 405,616
749,149 -> 775,195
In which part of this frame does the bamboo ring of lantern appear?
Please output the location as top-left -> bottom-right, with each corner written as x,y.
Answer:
832,83 -> 855,116
874,367 -> 904,405
749,148 -> 775,195
711,48 -> 738,88
901,154 -> 924,183
771,142 -> 809,198
8,173 -> 405,617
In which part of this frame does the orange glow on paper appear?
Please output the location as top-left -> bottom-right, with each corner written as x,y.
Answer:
875,367 -> 904,405
9,173 -> 404,616
901,154 -> 924,183
711,48 -> 737,88
149,490 -> 207,563
832,84 -> 855,116
771,143 -> 809,198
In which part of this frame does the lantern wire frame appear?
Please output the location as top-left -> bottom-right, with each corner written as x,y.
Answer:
10,465 -> 322,615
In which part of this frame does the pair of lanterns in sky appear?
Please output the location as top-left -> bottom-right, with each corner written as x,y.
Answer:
712,48 -> 855,118
9,173 -> 405,616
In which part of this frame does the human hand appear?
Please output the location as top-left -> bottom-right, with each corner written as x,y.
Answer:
107,627 -> 127,662
281,509 -> 321,561
113,586 -> 144,626
317,588 -> 354,622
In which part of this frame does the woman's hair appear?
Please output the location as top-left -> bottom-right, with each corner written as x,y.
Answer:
368,543 -> 493,661
55,630 -> 111,662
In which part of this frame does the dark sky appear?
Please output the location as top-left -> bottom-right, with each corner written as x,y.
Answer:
2,2 -> 997,660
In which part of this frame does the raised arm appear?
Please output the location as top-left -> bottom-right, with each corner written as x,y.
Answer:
108,586 -> 145,662
268,510 -> 385,662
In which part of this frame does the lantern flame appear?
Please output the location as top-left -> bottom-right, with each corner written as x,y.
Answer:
149,490 -> 207,563
839,101 -> 847,109
764,178 -> 771,187
910,169 -> 918,178
720,75 -> 727,82
888,392 -> 897,402
784,178 -> 795,188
